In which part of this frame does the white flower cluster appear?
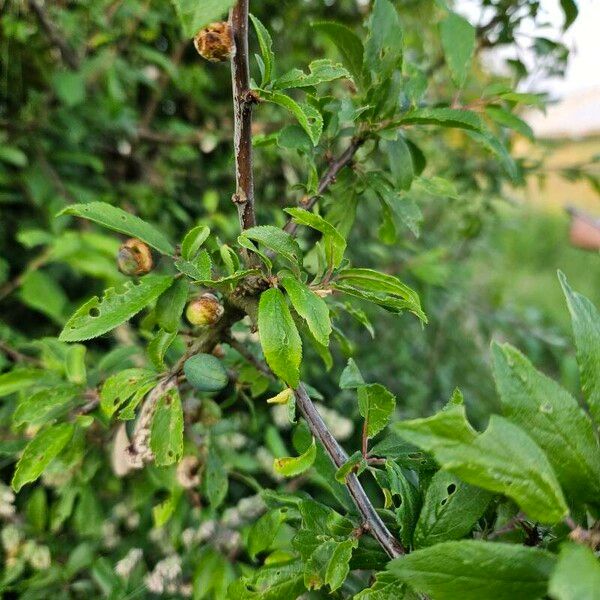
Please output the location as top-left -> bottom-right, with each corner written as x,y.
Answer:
0,483 -> 15,519
1,525 -> 50,570
115,548 -> 143,579
144,555 -> 184,595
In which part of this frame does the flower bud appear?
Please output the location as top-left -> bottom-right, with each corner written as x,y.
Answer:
185,293 -> 224,326
194,22 -> 233,62
117,238 -> 153,276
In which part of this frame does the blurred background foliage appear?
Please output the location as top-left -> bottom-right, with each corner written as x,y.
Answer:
0,0 -> 599,597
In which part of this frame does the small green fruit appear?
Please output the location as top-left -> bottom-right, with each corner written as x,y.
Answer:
183,353 -> 228,392
185,293 -> 224,326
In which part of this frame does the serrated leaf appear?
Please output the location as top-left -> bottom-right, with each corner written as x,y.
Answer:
355,572 -> 411,599
388,540 -> 556,600
335,267 -> 425,322
59,275 -> 173,342
385,461 -> 420,546
280,274 -> 331,346
339,358 -> 364,389
248,508 -> 287,559
440,12 -> 476,87
413,470 -> 492,548
258,288 -> 302,387
205,443 -> 228,508
174,250 -> 212,282
147,329 -> 177,371
274,438 -> 316,477
155,278 -> 189,332
171,0 -> 237,38
492,341 -> 600,502
12,423 -> 75,492
364,0 -> 403,80
260,90 -> 323,146
180,225 -> 210,261
358,383 -> 396,438
58,202 -> 174,255
395,405 -> 568,523
393,108 -> 484,132
559,271 -> 600,425
325,538 -> 357,591
249,14 -> 274,86
150,387 -> 183,466
100,368 -> 157,418
284,208 -> 346,269
548,543 -> 600,600
274,59 -> 350,89
229,560 -> 304,600
240,226 -> 301,268
13,384 -> 80,427
312,22 -> 365,87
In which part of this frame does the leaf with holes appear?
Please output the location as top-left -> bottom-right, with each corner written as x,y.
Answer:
413,470 -> 492,548
274,59 -> 350,89
260,90 -> 323,146
150,387 -> 183,466
100,368 -> 157,418
59,275 -> 173,342
58,202 -> 174,254
12,423 -> 75,492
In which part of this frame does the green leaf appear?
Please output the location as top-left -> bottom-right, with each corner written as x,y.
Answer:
355,572 -> 411,599
335,267 -> 425,322
274,438 -> 316,477
395,406 -> 568,523
280,274 -> 331,346
492,341 -> 600,502
59,275 -> 173,342
364,0 -> 403,81
205,443 -> 228,508
12,423 -> 75,492
335,450 -> 366,483
385,461 -> 420,547
439,12 -> 475,87
180,225 -> 210,261
174,250 -> 212,282
258,288 -> 302,387
274,59 -> 350,89
239,226 -> 302,268
548,543 -> 600,600
171,0 -> 237,37
284,208 -> 346,269
100,368 -> 157,418
312,22 -> 364,86
560,0 -> 579,31
358,383 -> 396,438
249,14 -> 274,86
13,383 -> 80,427
339,358 -> 364,389
20,270 -> 68,323
559,271 -> 600,425
388,540 -> 556,600
485,106 -> 534,140
65,344 -> 87,385
260,91 -> 323,146
384,137 -> 414,191
325,538 -> 357,592
229,560 -> 304,600
0,144 -> 28,167
393,108 -> 484,132
150,387 -> 183,466
58,202 -> 174,255
0,368 -> 46,398
247,508 -> 287,559
147,329 -> 177,371
413,470 -> 492,548
155,278 -> 189,332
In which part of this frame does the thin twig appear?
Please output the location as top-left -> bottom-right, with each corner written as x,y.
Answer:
294,385 -> 405,558
0,340 -> 41,366
283,136 -> 365,237
29,0 -> 80,70
230,0 -> 258,234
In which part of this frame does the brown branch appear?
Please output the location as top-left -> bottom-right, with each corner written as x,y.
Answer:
29,0 -> 80,70
230,0 -> 257,234
283,136 -> 365,237
294,385 -> 405,558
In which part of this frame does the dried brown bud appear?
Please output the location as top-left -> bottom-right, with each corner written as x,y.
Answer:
185,293 -> 224,326
194,22 -> 233,62
117,238 -> 153,276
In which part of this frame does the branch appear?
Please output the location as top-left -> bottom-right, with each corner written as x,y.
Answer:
283,136 -> 365,237
294,385 -> 405,558
230,0 -> 257,233
29,0 -> 80,70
